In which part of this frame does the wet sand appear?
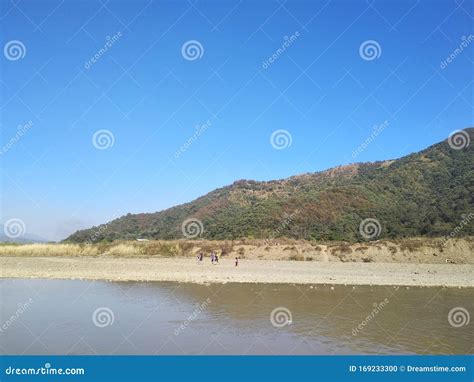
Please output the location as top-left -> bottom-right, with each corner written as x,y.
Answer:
1,256 -> 473,287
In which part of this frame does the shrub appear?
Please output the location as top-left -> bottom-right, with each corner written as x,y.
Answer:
288,254 -> 305,261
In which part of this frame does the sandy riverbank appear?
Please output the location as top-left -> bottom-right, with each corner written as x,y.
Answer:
1,256 -> 473,287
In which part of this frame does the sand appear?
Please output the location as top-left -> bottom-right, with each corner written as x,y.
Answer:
1,256 -> 473,287
1,238 -> 472,264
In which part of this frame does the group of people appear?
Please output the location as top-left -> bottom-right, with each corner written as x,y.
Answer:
196,251 -> 239,266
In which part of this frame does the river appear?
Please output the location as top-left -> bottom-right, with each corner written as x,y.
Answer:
0,279 -> 472,355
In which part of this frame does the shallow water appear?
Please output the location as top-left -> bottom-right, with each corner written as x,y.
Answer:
0,279 -> 472,355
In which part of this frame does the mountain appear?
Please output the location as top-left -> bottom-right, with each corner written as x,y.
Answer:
0,231 -> 49,244
66,128 -> 473,243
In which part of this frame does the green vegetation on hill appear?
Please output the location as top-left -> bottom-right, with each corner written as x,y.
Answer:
66,128 -> 473,243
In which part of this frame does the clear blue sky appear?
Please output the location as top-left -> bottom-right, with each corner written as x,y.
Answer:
1,0 -> 472,241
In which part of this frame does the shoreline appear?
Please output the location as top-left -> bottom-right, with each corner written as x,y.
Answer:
1,256 -> 473,287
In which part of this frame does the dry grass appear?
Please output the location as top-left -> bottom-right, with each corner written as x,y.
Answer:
0,236 -> 472,264
0,243 -> 99,257
0,240 -> 231,258
103,244 -> 142,257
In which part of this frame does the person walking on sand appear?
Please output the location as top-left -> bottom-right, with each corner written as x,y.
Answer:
215,254 -> 219,264
235,257 -> 239,267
